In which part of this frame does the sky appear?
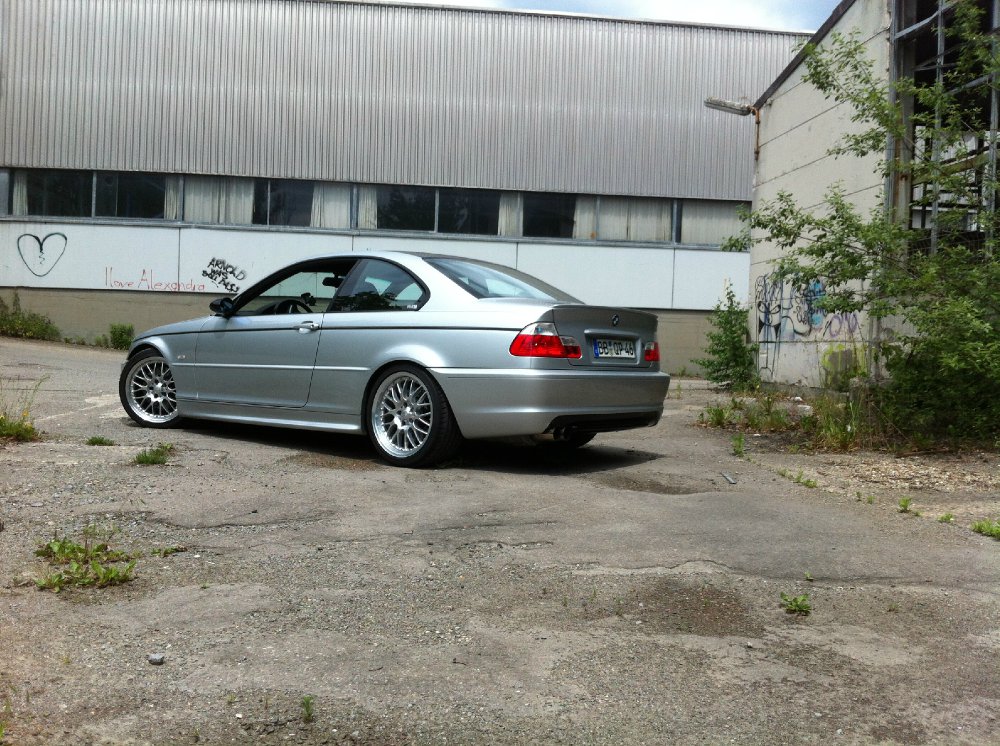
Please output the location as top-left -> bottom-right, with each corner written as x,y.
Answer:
384,0 -> 842,32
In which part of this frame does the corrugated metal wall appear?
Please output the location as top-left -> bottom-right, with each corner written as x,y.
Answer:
0,0 -> 804,200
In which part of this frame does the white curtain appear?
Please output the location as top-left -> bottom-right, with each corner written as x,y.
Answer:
163,176 -> 182,220
310,182 -> 352,228
357,185 -> 378,229
11,171 -> 28,215
572,196 -> 598,240
184,176 -> 253,224
680,200 -> 745,245
628,198 -> 672,242
498,192 -> 523,236
596,197 -> 628,240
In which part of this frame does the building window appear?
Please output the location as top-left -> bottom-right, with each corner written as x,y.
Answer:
523,193 -> 577,238
375,185 -> 436,231
253,179 -> 313,226
96,172 -> 171,219
184,176 -> 253,224
597,197 -> 673,242
11,169 -> 92,217
438,188 -> 500,235
679,200 -> 747,246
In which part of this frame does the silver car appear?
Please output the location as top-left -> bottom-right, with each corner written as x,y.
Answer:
119,252 -> 670,466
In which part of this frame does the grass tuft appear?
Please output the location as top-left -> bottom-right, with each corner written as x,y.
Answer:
134,443 -> 175,465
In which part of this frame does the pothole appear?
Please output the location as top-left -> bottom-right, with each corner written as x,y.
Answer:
280,453 -> 383,471
591,473 -> 710,495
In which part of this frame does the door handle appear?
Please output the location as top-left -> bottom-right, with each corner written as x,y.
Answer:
296,321 -> 320,333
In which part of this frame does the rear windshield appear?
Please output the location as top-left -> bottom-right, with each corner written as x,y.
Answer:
425,257 -> 580,302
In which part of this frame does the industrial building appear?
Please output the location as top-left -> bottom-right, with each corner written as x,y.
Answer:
749,0 -> 997,386
0,0 -> 804,370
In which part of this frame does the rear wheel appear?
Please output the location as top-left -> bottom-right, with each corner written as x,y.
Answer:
366,364 -> 461,467
120,349 -> 181,427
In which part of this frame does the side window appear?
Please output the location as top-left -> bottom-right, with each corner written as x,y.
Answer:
236,262 -> 355,316
332,259 -> 427,312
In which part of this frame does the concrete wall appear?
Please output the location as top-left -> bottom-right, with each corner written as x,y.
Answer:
0,289 -> 713,377
749,0 -> 890,387
2,221 -> 735,375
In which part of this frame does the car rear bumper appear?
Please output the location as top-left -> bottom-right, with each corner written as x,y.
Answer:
432,367 -> 671,439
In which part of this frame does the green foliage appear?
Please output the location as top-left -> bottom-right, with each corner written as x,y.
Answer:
731,433 -> 745,457
134,443 -> 174,465
0,292 -> 60,341
86,436 -> 115,446
798,396 -> 863,450
109,323 -> 134,350
897,497 -> 913,514
971,518 -> 1000,539
740,6 -> 1000,443
693,285 -> 759,391
300,695 -> 315,723
0,375 -> 44,442
780,592 -> 812,616
34,526 -> 136,592
938,513 -> 955,524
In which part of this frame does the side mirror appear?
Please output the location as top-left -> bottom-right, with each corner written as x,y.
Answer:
210,297 -> 235,317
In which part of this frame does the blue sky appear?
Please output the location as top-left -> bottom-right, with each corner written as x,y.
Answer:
390,0 -> 842,32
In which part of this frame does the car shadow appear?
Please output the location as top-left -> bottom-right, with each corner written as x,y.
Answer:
454,440 -> 662,476
134,418 -> 661,475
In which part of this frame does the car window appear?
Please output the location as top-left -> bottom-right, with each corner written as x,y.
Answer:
331,259 -> 427,312
424,256 -> 579,302
235,261 -> 355,316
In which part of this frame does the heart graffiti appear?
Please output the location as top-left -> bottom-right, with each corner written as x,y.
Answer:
17,232 -> 67,277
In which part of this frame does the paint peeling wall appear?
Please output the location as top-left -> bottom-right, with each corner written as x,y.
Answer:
749,0 -> 891,387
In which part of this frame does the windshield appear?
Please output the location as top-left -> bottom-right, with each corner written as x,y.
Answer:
425,257 -> 579,302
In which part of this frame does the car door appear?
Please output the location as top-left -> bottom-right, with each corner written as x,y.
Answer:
307,258 -> 429,415
193,262 -> 350,408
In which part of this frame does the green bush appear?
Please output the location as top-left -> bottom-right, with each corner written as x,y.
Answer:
109,323 -> 134,350
0,292 -> 60,341
693,285 -> 759,391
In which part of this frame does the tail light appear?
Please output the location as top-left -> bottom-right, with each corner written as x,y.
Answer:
644,341 -> 660,362
510,322 -> 582,359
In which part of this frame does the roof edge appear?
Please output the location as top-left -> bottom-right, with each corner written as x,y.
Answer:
753,0 -> 859,109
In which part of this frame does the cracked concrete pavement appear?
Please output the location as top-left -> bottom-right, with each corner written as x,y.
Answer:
1,337 -> 998,745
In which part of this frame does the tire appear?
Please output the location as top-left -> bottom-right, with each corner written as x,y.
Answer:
366,364 -> 462,467
119,348 -> 181,427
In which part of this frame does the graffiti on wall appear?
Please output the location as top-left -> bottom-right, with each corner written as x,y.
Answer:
202,257 -> 247,294
755,272 -> 863,386
17,233 -> 67,277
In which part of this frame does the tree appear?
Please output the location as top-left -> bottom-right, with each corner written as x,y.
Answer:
693,284 -> 759,391
737,1 -> 1000,441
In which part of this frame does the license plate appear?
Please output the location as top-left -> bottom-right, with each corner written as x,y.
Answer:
593,338 -> 636,359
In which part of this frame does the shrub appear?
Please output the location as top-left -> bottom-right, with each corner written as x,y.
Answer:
109,323 -> 134,350
693,285 -> 759,391
0,292 -> 60,341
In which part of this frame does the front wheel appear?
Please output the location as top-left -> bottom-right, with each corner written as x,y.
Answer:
120,349 -> 181,427
366,364 -> 461,467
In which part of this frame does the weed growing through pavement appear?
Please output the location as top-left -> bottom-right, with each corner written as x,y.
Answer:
34,525 -> 136,592
731,433 -> 746,457
86,436 -> 115,446
804,572 -> 814,582
0,375 -> 46,442
971,518 -> 1000,539
300,695 -> 315,723
134,443 -> 175,465
777,468 -> 817,488
938,513 -> 955,524
780,592 -> 812,616
151,546 -> 188,557
898,497 -> 913,514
